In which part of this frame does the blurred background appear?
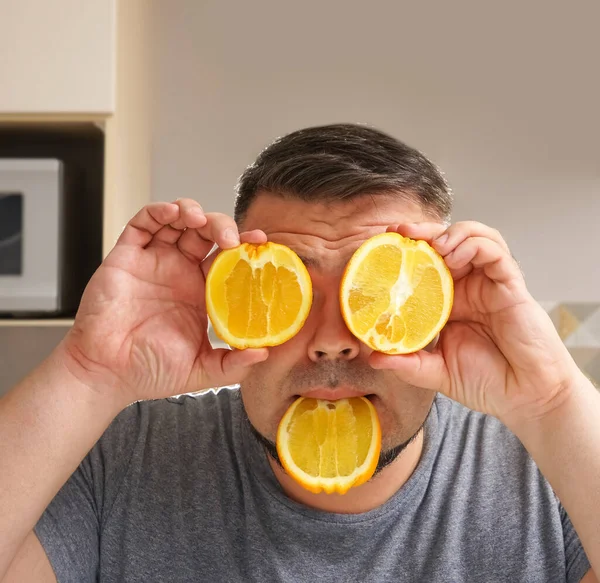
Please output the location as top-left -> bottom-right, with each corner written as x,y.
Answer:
1,0 -> 599,394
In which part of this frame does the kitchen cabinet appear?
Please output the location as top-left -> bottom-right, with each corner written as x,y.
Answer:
0,0 -> 116,114
0,0 -> 151,334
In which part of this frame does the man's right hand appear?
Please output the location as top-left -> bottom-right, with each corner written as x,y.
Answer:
60,199 -> 269,408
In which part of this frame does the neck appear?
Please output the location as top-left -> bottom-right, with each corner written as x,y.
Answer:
267,430 -> 424,514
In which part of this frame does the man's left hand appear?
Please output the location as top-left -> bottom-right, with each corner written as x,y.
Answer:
369,221 -> 587,429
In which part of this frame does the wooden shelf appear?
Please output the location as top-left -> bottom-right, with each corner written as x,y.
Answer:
0,319 -> 74,327
0,114 -> 109,126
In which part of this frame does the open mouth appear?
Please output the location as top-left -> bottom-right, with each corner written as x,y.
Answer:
293,392 -> 376,402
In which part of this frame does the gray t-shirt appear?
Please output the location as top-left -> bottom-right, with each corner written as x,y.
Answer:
36,388 -> 591,582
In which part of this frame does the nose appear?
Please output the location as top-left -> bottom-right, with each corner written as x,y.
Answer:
307,288 -> 361,362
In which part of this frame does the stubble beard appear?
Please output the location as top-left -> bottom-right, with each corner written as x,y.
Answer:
241,360 -> 434,480
243,401 -> 432,479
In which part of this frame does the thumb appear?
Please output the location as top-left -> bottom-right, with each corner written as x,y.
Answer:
369,349 -> 449,393
192,347 -> 269,391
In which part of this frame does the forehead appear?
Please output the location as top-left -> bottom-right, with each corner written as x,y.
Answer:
241,192 -> 429,271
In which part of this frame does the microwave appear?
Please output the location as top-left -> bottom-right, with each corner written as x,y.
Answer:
0,126 -> 104,318
0,159 -> 71,314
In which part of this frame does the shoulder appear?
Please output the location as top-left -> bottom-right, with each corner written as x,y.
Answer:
435,394 -> 526,454
424,397 -> 590,582
433,394 -> 553,502
98,386 -> 243,462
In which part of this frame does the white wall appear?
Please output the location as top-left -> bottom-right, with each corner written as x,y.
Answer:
149,0 -> 600,301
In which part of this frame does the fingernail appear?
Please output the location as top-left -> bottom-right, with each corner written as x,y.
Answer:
435,234 -> 449,246
223,228 -> 240,245
191,207 -> 204,218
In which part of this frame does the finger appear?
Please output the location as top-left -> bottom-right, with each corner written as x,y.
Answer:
199,229 -> 268,277
447,263 -> 473,282
176,227 -> 216,263
154,211 -> 240,258
140,199 -> 208,251
150,224 -> 186,246
445,237 -> 521,284
390,222 -> 447,244
170,198 -> 208,231
179,224 -> 256,266
194,347 -> 269,389
117,202 -> 180,247
369,349 -> 450,393
240,230 -> 268,245
431,221 -> 510,257
197,212 -> 241,249
200,246 -> 220,278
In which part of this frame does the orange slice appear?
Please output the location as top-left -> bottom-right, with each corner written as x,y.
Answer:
206,242 -> 312,349
340,232 -> 453,354
276,396 -> 381,495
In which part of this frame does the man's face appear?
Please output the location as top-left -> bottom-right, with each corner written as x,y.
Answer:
239,192 -> 437,456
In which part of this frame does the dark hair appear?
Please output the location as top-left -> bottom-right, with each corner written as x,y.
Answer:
234,123 -> 452,224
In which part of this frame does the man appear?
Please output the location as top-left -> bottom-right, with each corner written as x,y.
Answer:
0,124 -> 598,582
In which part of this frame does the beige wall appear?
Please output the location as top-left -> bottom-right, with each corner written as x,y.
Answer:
0,0 -> 115,113
149,0 -> 600,301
